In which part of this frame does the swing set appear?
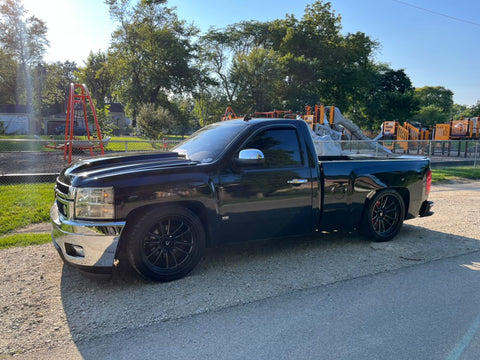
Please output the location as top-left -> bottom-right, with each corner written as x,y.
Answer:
45,83 -> 109,163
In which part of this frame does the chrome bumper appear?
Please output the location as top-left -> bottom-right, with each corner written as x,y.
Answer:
51,203 -> 125,271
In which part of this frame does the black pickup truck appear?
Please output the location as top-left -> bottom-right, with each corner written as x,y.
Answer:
51,118 -> 433,281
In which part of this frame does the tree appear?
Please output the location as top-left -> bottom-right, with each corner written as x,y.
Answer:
0,0 -> 49,132
0,49 -> 20,104
231,48 -> 283,113
76,51 -> 115,107
266,1 -> 346,110
197,0 -> 381,121
172,97 -> 195,136
34,61 -> 78,117
413,105 -> 445,127
460,101 -> 480,118
107,0 -> 201,120
414,86 -> 454,115
192,87 -> 225,127
364,67 -> 418,129
136,103 -> 175,139
451,103 -> 468,118
199,21 -> 270,104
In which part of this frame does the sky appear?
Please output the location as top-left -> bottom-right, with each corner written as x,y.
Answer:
20,0 -> 480,106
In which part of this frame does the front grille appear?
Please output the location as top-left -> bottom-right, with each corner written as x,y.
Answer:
55,178 -> 73,218
56,198 -> 69,217
56,179 -> 70,195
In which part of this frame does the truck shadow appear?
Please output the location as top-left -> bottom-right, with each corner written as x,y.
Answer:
60,223 -> 480,356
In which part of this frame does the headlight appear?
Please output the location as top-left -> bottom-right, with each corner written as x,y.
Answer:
74,187 -> 115,220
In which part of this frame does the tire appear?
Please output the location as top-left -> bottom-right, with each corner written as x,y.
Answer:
361,189 -> 405,242
125,206 -> 205,282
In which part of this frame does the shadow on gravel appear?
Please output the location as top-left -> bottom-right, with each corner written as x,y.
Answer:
60,224 -> 480,357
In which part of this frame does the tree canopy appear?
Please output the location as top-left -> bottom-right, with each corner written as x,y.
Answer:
197,1 -> 420,129
1,0 -> 479,136
106,0 -> 202,119
0,0 -> 49,132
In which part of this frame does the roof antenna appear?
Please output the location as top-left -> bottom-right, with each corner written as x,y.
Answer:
243,115 -> 251,121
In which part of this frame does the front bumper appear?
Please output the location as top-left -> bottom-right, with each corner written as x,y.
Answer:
51,203 -> 125,273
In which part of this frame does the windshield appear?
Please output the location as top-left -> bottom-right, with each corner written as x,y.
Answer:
172,121 -> 248,163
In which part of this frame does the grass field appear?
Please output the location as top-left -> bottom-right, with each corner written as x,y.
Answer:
0,233 -> 51,250
0,182 -> 53,249
431,166 -> 480,183
0,166 -> 479,249
0,182 -> 53,235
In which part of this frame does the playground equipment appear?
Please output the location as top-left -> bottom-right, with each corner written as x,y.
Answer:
221,106 -> 480,157
379,121 -> 431,152
221,106 -> 238,121
380,117 -> 480,149
221,105 -> 391,156
433,117 -> 480,140
45,83 -> 109,163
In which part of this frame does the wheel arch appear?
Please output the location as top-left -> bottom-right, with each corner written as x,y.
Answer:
362,187 -> 409,220
117,200 -> 211,254
359,187 -> 407,242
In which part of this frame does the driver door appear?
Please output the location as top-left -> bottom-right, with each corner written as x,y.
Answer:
216,126 -> 315,243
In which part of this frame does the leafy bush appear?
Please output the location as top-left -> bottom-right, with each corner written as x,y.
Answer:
137,103 -> 175,139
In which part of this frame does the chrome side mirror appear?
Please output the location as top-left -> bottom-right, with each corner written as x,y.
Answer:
236,149 -> 265,166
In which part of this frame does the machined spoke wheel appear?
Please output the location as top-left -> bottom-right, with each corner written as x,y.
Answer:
126,207 -> 205,282
362,190 -> 405,242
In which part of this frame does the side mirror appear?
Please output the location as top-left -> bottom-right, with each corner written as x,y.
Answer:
235,148 -> 265,166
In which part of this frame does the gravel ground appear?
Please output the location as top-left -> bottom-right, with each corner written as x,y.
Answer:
0,152 -> 84,175
1,181 -> 480,358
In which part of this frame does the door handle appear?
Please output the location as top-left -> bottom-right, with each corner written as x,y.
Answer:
287,178 -> 308,185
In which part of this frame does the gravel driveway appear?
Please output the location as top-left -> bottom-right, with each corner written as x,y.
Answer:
1,181 -> 480,358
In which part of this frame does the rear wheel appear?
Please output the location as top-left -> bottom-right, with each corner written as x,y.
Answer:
126,206 -> 205,282
361,190 -> 405,242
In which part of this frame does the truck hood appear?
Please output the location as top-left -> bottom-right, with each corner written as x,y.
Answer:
58,152 -> 197,185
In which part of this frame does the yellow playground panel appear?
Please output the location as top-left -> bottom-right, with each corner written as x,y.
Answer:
434,117 -> 480,140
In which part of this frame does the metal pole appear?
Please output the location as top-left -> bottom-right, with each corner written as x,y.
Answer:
475,141 -> 478,168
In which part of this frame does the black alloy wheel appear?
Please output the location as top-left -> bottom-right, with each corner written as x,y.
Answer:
126,206 -> 205,282
362,189 -> 405,242
143,217 -> 195,270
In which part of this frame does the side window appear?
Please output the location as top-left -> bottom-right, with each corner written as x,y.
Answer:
243,128 -> 302,167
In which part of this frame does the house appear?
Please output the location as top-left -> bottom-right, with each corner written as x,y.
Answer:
107,103 -> 132,136
41,102 -> 131,136
0,105 -> 30,134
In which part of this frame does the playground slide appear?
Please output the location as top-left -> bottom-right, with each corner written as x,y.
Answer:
326,106 -> 391,154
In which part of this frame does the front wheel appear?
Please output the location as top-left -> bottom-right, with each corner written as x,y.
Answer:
125,206 -> 205,282
361,190 -> 405,242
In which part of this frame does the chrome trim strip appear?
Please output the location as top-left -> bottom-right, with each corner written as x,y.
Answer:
59,217 -> 126,227
55,190 -> 74,219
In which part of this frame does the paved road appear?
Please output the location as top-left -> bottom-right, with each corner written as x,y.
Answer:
32,251 -> 480,360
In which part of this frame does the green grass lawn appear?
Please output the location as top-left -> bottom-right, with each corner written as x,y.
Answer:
432,166 -> 480,183
0,233 -> 51,250
105,137 -> 159,151
0,182 -> 53,235
0,182 -> 53,249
